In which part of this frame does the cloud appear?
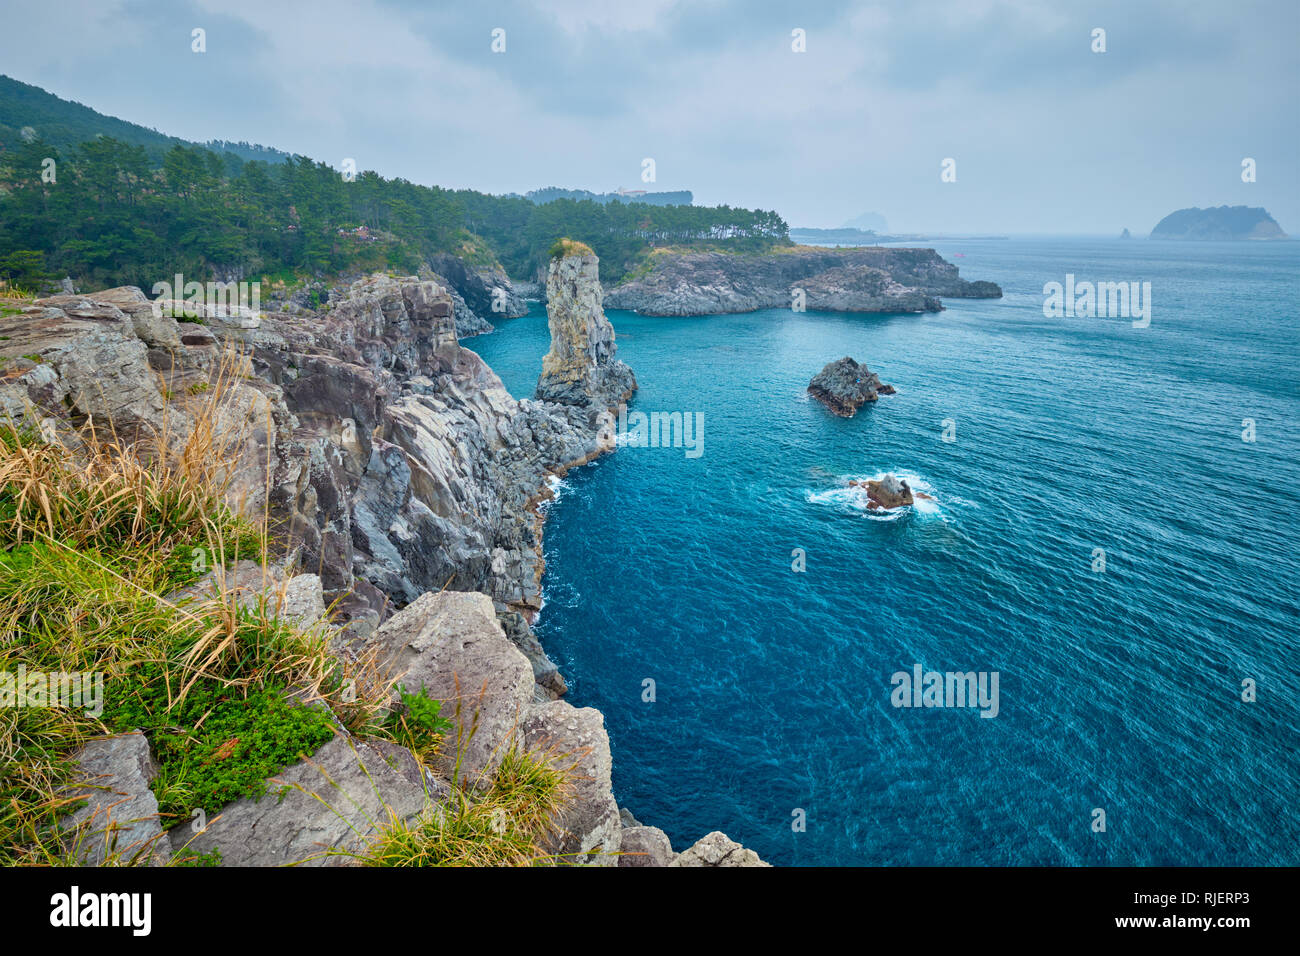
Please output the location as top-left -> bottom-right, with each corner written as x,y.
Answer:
0,0 -> 1295,232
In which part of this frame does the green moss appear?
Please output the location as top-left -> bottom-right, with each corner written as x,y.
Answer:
106,664 -> 337,828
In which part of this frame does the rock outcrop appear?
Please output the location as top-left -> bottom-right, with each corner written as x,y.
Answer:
426,253 -> 530,338
604,246 -> 1002,316
522,700 -> 621,865
619,824 -> 676,866
366,590 -> 535,781
1,275 -> 595,690
173,733 -> 433,866
535,247 -> 637,414
808,357 -> 896,417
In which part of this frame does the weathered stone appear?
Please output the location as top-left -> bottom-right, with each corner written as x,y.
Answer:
536,249 -> 636,412
808,356 -> 895,417
619,825 -> 676,867
604,246 -> 1001,316
173,733 -> 433,866
366,591 -> 534,780
849,472 -> 921,510
521,700 -> 621,865
670,831 -> 770,867
61,731 -> 169,865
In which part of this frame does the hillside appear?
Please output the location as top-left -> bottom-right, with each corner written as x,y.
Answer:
0,77 -> 786,290
0,74 -> 291,165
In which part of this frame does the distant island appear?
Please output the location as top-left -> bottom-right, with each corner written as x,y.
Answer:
1150,206 -> 1288,241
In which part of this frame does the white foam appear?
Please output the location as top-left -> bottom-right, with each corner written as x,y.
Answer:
805,469 -> 944,519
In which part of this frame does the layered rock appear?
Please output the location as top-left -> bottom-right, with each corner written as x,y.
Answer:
426,252 -> 529,337
535,247 -> 637,414
1,275 -> 595,685
808,357 -> 896,417
604,245 -> 1002,316
1,266 -> 768,868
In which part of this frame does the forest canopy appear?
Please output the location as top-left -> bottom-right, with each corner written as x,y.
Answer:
0,134 -> 788,290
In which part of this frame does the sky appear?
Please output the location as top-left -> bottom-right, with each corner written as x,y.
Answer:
2,0 -> 1297,234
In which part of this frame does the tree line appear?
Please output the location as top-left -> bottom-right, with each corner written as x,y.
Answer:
0,135 -> 789,291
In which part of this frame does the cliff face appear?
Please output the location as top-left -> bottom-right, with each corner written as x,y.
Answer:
1149,205 -> 1288,240
536,250 -> 637,411
603,246 -> 1002,316
0,264 -> 766,867
0,275 -> 600,693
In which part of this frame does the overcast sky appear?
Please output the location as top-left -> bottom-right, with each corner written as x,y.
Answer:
3,0 -> 1297,234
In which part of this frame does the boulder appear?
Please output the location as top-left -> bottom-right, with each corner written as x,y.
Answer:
365,590 -> 534,781
172,733 -> 433,866
521,700 -> 622,865
619,825 -> 676,867
670,831 -> 770,867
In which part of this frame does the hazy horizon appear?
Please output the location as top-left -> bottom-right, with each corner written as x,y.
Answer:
2,0 -> 1296,235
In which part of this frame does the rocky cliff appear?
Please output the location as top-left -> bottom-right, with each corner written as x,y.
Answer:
603,245 -> 1002,316
1,259 -> 762,866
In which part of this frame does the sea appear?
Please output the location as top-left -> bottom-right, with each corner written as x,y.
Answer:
466,237 -> 1299,866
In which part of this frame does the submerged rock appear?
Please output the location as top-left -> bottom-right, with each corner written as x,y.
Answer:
808,356 -> 896,417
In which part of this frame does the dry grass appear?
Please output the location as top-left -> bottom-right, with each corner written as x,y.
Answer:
346,742 -> 571,867
1,341 -> 568,867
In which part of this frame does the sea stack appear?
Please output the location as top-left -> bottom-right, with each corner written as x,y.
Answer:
535,239 -> 637,413
535,239 -> 637,416
807,356 -> 896,417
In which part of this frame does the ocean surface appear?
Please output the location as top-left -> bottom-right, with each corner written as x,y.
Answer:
466,238 -> 1300,866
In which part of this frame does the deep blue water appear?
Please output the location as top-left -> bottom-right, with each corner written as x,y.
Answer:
467,239 -> 1300,866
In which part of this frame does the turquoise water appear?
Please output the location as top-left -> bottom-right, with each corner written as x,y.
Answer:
467,239 -> 1300,866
